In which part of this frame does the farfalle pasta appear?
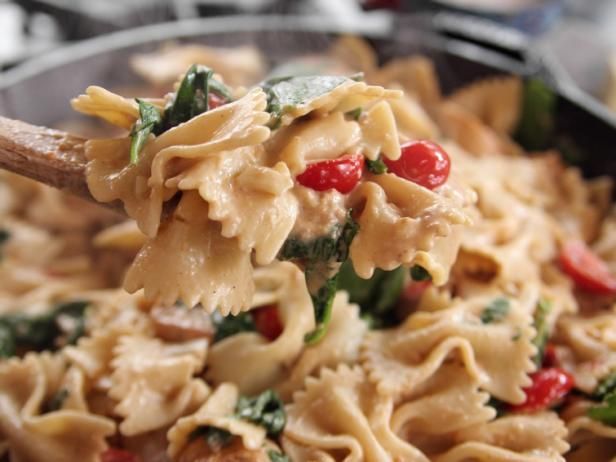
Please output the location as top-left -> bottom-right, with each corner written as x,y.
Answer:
1,37 -> 616,462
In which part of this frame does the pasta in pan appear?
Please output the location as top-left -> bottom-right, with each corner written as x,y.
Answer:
1,36 -> 616,462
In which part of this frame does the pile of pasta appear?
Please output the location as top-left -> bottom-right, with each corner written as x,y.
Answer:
1,37 -> 616,462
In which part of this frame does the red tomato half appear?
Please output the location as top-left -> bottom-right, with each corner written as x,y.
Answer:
208,93 -> 227,109
296,154 -> 364,194
559,240 -> 616,295
251,304 -> 283,341
511,367 -> 574,413
383,140 -> 451,189
100,449 -> 141,462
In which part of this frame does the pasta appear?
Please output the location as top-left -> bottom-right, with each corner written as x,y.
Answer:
1,37 -> 616,462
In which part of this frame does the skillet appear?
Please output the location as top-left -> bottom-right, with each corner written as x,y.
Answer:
0,13 -> 615,179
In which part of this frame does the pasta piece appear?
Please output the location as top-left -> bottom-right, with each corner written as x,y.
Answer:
71,85 -> 141,129
449,77 -> 522,134
109,335 -> 209,435
206,263 -> 314,395
359,100 -> 400,160
93,220 -> 146,251
433,413 -> 568,462
348,173 -> 472,283
388,93 -> 439,140
283,365 -> 427,462
361,294 -> 536,403
167,383 -> 266,460
276,292 -> 367,400
0,353 -> 115,462
124,192 -> 255,314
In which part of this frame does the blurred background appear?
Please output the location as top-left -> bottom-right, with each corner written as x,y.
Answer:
0,0 -> 615,111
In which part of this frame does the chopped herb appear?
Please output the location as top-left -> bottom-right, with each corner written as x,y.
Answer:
279,213 -> 359,343
366,156 -> 388,174
480,298 -> 510,324
514,78 -> 556,151
211,311 -> 256,343
410,265 -> 431,281
190,426 -> 234,451
0,300 -> 89,358
129,99 -> 162,164
235,389 -> 286,437
268,450 -> 290,462
44,388 -> 69,413
532,298 -> 552,367
588,391 -> 616,426
260,75 -> 350,128
338,261 -> 405,329
592,371 -> 616,401
346,107 -> 362,121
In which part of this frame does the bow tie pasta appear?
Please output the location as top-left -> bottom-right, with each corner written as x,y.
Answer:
2,36 -> 616,462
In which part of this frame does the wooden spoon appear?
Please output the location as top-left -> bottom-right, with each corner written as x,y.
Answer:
0,116 -> 96,203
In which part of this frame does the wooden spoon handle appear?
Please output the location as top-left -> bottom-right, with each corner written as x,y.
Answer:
0,116 -> 93,201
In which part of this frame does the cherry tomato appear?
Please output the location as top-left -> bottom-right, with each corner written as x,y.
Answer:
100,448 -> 141,462
559,240 -> 616,295
296,154 -> 364,194
510,367 -> 574,413
542,343 -> 558,368
383,140 -> 451,190
251,304 -> 283,341
208,93 -> 227,109
403,280 -> 431,301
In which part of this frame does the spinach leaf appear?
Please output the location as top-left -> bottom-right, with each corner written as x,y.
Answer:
588,391 -> 616,426
532,298 -> 552,367
337,261 -> 405,329
366,156 -> 388,174
410,265 -> 431,282
261,75 -> 349,128
211,311 -> 256,343
129,99 -> 162,164
593,371 -> 616,401
279,213 -> 359,343
0,300 -> 89,358
268,450 -> 290,462
235,389 -> 286,437
514,78 -> 556,151
346,107 -> 362,121
164,64 -> 213,129
44,388 -> 69,413
480,298 -> 510,324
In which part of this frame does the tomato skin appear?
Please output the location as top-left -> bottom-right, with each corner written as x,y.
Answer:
383,140 -> 451,189
100,448 -> 141,462
296,154 -> 365,194
251,304 -> 283,341
208,93 -> 226,109
559,240 -> 616,295
403,280 -> 431,301
542,343 -> 558,368
510,367 -> 574,413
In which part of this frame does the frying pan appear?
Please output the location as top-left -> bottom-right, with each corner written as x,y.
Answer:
0,13 -> 615,180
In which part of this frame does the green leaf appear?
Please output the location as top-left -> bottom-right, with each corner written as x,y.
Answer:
337,261 -> 405,329
189,426 -> 234,451
593,371 -> 616,401
514,78 -> 556,151
480,298 -> 510,324
129,99 -> 162,164
164,64 -> 213,129
532,298 -> 552,367
44,388 -> 69,413
346,107 -> 362,121
211,311 -> 256,343
235,389 -> 286,437
304,274 -> 338,344
410,265 -> 431,281
366,156 -> 388,174
260,75 -> 350,128
588,391 -> 616,426
208,77 -> 233,101
0,322 -> 15,358
268,450 -> 290,462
